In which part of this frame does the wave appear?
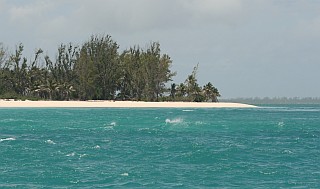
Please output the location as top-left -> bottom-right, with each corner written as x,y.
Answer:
66,152 -> 76,157
45,139 -> 56,144
165,118 -> 183,124
104,121 -> 117,130
277,122 -> 285,127
0,137 -> 16,142
65,152 -> 87,158
195,121 -> 205,125
0,118 -> 36,123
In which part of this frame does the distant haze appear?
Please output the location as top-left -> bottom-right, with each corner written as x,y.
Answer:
1,0 -> 319,98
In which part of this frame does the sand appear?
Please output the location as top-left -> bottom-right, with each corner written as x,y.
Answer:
0,100 -> 256,108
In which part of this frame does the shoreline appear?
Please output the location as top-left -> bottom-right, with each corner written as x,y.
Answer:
0,100 -> 256,108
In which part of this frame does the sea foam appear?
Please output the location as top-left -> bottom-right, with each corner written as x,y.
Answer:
0,137 -> 16,142
165,118 -> 183,124
121,173 -> 129,176
45,140 -> 56,144
105,121 -> 117,130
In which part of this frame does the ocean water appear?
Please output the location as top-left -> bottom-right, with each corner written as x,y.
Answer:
0,105 -> 319,188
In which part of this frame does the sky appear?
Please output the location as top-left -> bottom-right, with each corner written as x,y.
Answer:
0,0 -> 320,98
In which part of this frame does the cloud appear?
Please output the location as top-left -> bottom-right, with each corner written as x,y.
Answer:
8,0 -> 54,22
1,0 -> 246,42
294,16 -> 320,41
184,0 -> 243,17
0,0 -> 4,11
66,0 -> 187,33
55,0 -> 246,35
1,0 -> 320,97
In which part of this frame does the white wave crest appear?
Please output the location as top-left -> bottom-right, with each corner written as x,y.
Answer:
165,118 -> 183,124
45,139 -> 56,144
66,152 -> 76,157
0,137 -> 16,142
121,172 -> 129,176
105,121 -> 117,130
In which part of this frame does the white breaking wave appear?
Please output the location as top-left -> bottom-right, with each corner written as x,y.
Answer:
66,152 -> 76,157
165,118 -> 183,124
0,137 -> 16,142
121,173 -> 129,176
105,121 -> 117,130
45,139 -> 56,144
182,110 -> 194,112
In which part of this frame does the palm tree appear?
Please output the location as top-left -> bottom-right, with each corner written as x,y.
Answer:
203,82 -> 220,102
176,83 -> 187,99
184,64 -> 204,101
170,83 -> 176,100
33,84 -> 51,99
212,86 -> 221,102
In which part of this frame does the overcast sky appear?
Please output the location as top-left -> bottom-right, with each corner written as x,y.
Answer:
1,0 -> 320,98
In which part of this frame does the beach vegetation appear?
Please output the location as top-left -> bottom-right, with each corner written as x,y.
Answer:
0,35 -> 220,102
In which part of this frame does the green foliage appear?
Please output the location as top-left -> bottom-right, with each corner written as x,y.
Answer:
0,43 -> 7,68
75,35 -> 119,100
0,35 -> 220,102
141,42 -> 176,101
203,82 -> 220,102
0,92 -> 42,101
118,46 -> 145,100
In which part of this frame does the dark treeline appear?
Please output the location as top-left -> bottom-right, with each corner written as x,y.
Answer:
0,35 -> 220,102
223,97 -> 320,105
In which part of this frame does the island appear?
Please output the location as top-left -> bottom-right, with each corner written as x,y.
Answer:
0,35 -> 253,108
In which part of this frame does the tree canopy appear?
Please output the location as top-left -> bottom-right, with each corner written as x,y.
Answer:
0,35 -> 220,102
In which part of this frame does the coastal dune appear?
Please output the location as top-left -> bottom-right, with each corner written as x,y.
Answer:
0,100 -> 256,108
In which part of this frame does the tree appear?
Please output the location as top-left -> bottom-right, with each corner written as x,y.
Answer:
0,43 -> 7,68
118,43 -> 176,101
7,44 -> 28,96
203,82 -> 220,102
142,42 -> 176,101
0,43 -> 8,94
184,64 -> 203,101
212,86 -> 221,102
0,36 -> 220,101
27,49 -> 44,97
75,35 -> 120,100
170,83 -> 176,100
74,45 -> 97,100
44,43 -> 78,100
118,46 -> 145,100
176,83 -> 187,99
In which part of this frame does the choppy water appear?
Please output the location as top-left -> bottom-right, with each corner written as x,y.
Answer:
0,105 -> 319,188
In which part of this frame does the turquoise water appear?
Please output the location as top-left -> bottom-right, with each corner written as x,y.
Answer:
0,105 -> 319,188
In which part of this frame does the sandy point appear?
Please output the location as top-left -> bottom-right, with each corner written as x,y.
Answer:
0,100 -> 256,108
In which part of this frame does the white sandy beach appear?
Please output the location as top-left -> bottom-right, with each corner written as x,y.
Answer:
0,100 -> 256,108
